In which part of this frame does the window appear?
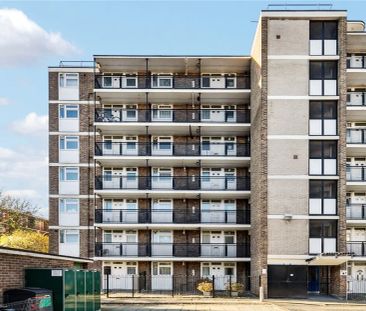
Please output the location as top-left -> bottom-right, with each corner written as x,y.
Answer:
151,75 -> 173,88
59,105 -> 78,119
309,101 -> 337,136
310,21 -> 338,55
59,199 -> 79,213
60,167 -> 79,181
309,220 -> 337,238
309,180 -> 337,215
309,141 -> 337,175
59,73 -> 79,88
124,75 -> 137,88
60,230 -> 79,243
60,136 -> 79,150
309,61 -> 337,96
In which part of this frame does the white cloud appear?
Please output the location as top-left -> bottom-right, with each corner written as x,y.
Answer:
0,146 -> 48,217
0,8 -> 80,66
11,112 -> 48,136
0,97 -> 11,106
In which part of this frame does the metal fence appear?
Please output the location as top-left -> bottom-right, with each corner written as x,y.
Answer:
0,298 -> 44,311
104,274 -> 249,298
348,279 -> 366,301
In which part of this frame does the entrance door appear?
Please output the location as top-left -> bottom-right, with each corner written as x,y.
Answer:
308,266 -> 320,293
268,265 -> 308,298
201,169 -> 224,190
152,199 -> 173,223
151,262 -> 173,290
201,263 -> 236,291
107,263 -> 138,290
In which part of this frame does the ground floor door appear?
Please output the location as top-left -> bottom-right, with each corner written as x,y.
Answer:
268,265 -> 307,298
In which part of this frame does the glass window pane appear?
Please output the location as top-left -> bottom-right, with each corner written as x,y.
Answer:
323,101 -> 337,119
202,267 -> 210,276
310,21 -> 323,40
323,141 -> 337,158
323,61 -> 337,79
309,101 -> 322,119
309,141 -> 322,158
159,78 -> 172,87
66,78 -> 78,87
59,106 -> 65,118
324,21 -> 337,40
309,180 -> 322,198
66,168 -> 78,180
66,138 -> 78,149
60,137 -> 65,149
66,109 -> 78,118
309,221 -> 322,237
310,62 -> 323,79
323,181 -> 337,198
202,77 -> 210,88
126,78 -> 136,87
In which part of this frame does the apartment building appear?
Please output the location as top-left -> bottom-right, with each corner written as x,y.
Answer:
48,8 -> 366,299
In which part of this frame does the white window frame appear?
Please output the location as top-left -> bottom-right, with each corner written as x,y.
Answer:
59,73 -> 79,88
59,105 -> 79,119
59,136 -> 79,150
151,74 -> 173,88
59,167 -> 79,181
60,229 -> 79,244
59,198 -> 79,214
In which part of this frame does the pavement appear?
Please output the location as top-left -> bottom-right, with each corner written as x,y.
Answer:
101,296 -> 366,311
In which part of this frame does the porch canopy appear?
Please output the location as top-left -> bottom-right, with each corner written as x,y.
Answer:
306,252 -> 353,266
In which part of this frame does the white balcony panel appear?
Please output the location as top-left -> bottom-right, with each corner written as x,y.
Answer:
59,242 -> 80,257
59,181 -> 79,195
59,211 -> 79,226
324,40 -> 337,55
59,119 -> 79,132
323,238 -> 336,253
309,159 -> 322,175
59,150 -> 79,163
59,87 -> 79,101
323,199 -> 337,215
309,80 -> 322,96
122,244 -> 138,256
151,244 -> 173,256
309,238 -> 322,254
324,80 -> 337,96
324,120 -> 337,136
309,198 -> 322,214
309,120 -> 322,136
151,211 -> 173,223
309,40 -> 322,55
324,159 -> 337,175
122,211 -> 138,223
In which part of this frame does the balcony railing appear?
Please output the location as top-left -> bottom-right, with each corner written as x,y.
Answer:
95,142 -> 250,157
347,242 -> 366,256
95,74 -> 250,89
95,209 -> 250,225
95,108 -> 250,123
347,92 -> 366,106
347,56 -> 366,69
95,175 -> 250,191
95,242 -> 250,257
347,166 -> 366,181
347,129 -> 366,144
347,204 -> 366,220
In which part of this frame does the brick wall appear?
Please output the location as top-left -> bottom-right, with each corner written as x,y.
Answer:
0,251 -> 90,297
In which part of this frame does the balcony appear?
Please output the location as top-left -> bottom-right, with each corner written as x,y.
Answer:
347,166 -> 366,191
95,175 -> 250,191
347,55 -> 366,86
95,209 -> 250,225
347,241 -> 366,256
347,204 -> 366,223
347,129 -> 366,156
96,142 -> 249,157
94,74 -> 250,90
95,108 -> 250,124
346,92 -> 366,121
95,242 -> 250,258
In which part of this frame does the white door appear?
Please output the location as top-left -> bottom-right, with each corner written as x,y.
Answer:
201,232 -> 223,257
201,169 -> 225,190
151,231 -> 172,256
151,262 -> 173,290
152,168 -> 172,189
210,76 -> 225,88
152,199 -> 173,223
107,263 -> 138,290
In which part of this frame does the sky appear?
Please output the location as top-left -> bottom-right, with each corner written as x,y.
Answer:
0,0 -> 365,217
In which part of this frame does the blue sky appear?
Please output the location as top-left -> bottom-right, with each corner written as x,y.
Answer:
0,0 -> 365,217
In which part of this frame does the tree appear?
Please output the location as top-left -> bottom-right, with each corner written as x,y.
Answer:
0,191 -> 41,233
0,229 -> 48,252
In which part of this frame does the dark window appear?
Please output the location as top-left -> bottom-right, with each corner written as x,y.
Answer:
310,21 -> 337,40
309,220 -> 337,238
309,141 -> 337,159
309,101 -> 337,119
310,61 -> 337,80
309,180 -> 337,199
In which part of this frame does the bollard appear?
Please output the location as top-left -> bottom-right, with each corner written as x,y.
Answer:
259,286 -> 264,302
